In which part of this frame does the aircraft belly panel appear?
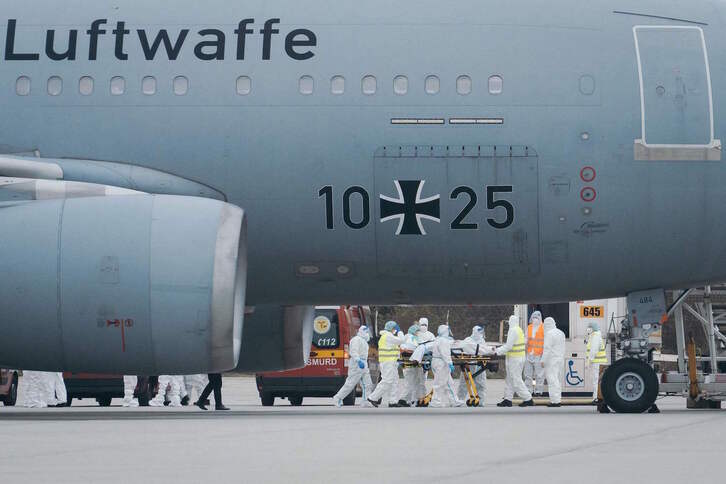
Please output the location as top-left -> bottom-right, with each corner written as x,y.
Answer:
373,146 -> 540,279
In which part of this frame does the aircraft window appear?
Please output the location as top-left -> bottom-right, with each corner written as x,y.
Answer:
15,76 -> 31,96
142,76 -> 156,96
173,76 -> 188,95
110,76 -> 125,95
457,75 -> 472,95
299,75 -> 314,95
362,75 -> 377,95
142,76 -> 156,95
331,75 -> 345,95
488,75 -> 503,94
47,76 -> 63,96
236,76 -> 252,95
393,76 -> 408,95
425,75 -> 440,95
79,76 -> 94,96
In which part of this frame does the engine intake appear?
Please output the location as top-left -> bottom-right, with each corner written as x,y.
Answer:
0,194 -> 246,374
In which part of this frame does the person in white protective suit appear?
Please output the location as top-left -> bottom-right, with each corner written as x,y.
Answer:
122,375 -> 139,407
332,325 -> 374,407
415,318 -> 435,398
149,375 -> 181,407
184,374 -> 209,405
429,325 -> 465,408
397,324 -> 420,407
17,371 -> 49,408
44,372 -> 67,407
523,311 -> 546,396
586,320 -> 608,402
455,325 -> 492,406
174,375 -> 189,405
496,315 -> 534,407
541,317 -> 566,407
367,321 -> 406,407
417,318 -> 435,343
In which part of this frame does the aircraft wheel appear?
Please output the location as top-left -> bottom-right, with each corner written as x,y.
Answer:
343,393 -> 356,406
601,358 -> 658,413
289,396 -> 303,406
260,394 -> 274,406
2,376 -> 18,406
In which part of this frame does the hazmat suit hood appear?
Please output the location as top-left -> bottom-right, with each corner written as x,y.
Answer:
507,315 -> 519,328
544,317 -> 556,332
589,321 -> 601,331
358,325 -> 371,342
437,324 -> 452,339
530,311 -> 542,324
419,317 -> 429,329
471,325 -> 485,343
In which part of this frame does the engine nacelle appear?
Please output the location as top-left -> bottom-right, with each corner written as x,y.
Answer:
0,194 -> 246,374
236,305 -> 314,372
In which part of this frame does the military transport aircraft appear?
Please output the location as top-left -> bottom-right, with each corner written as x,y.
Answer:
1,0 -> 724,412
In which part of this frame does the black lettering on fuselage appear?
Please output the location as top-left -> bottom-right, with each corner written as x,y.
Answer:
5,19 -> 40,60
45,29 -> 78,61
137,29 -> 190,60
194,29 -> 225,61
2,18 -> 317,62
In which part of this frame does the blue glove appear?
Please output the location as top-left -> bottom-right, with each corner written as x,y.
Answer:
394,324 -> 401,333
357,359 -> 365,369
449,363 -> 455,373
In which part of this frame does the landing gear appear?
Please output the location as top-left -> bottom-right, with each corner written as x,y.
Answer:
601,358 -> 658,413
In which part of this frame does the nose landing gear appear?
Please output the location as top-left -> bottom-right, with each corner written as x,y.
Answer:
601,357 -> 659,413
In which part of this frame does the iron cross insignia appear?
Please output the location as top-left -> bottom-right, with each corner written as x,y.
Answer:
380,180 -> 441,235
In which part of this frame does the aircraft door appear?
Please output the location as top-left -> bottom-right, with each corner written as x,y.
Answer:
633,26 -> 719,158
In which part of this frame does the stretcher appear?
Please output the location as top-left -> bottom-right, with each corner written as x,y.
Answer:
451,351 -> 498,407
399,349 -> 499,407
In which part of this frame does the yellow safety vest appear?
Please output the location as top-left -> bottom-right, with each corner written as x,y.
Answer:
507,326 -> 526,357
378,332 -> 400,362
587,332 -> 607,364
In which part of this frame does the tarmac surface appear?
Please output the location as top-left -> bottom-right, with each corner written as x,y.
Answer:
1,376 -> 725,484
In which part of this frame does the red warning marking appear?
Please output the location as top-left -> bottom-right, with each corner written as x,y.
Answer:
106,319 -> 134,352
580,166 -> 596,182
580,187 -> 597,202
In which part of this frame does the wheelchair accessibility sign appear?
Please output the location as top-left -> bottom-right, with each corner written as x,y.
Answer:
564,358 -> 585,388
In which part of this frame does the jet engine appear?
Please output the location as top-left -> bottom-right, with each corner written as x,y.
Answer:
0,188 -> 247,374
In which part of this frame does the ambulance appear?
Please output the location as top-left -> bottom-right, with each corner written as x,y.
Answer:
256,306 -> 373,406
515,298 -> 644,396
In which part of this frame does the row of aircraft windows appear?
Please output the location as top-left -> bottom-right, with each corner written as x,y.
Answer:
298,75 -> 503,96
14,74 -> 503,97
15,75 -> 190,96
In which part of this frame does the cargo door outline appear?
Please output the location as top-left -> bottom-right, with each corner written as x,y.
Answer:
633,25 -> 721,160
373,145 -> 540,279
